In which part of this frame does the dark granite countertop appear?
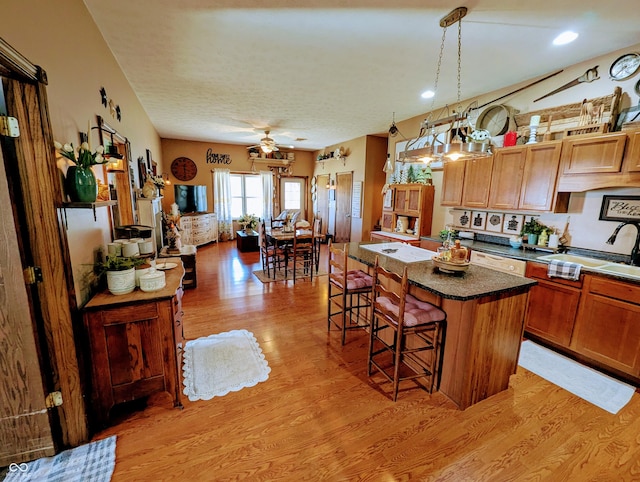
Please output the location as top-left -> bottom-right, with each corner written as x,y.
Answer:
347,242 -> 536,301
421,235 -> 640,285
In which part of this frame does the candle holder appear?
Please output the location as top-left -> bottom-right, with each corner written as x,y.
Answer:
526,125 -> 538,144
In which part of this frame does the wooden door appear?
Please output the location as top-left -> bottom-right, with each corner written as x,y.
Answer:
0,145 -> 55,465
1,43 -> 89,456
315,174 -> 329,235
334,172 -> 352,243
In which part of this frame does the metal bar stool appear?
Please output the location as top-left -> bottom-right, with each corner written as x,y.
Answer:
327,240 -> 373,344
367,256 -> 446,401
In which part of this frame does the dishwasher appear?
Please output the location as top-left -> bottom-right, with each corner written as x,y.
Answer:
470,251 -> 527,277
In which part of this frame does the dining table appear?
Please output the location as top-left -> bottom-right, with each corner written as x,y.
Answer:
265,227 -> 323,274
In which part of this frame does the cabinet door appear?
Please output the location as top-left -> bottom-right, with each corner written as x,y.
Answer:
381,212 -> 394,231
571,292 -> 640,377
461,157 -> 493,208
524,280 -> 581,346
623,129 -> 640,172
394,187 -> 408,212
488,147 -> 525,210
406,186 -> 422,215
440,160 -> 465,206
519,141 -> 562,211
561,132 -> 627,174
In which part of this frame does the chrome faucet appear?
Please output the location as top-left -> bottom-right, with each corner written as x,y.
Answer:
606,222 -> 640,266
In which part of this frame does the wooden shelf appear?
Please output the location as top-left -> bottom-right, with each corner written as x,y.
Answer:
61,200 -> 117,224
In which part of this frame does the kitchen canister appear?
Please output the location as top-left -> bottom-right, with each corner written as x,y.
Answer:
139,270 -> 166,292
138,240 -> 154,255
122,241 -> 140,258
107,242 -> 122,256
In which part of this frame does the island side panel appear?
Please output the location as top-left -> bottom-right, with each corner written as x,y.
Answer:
440,291 -> 528,410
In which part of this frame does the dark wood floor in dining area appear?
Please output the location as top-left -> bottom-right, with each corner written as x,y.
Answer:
98,240 -> 640,481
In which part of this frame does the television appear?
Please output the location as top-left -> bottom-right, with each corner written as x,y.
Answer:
174,184 -> 207,213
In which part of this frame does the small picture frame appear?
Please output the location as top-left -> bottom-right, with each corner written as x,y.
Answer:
451,209 -> 471,229
486,212 -> 504,232
599,195 -> 640,222
503,214 -> 524,235
383,189 -> 393,209
471,211 -> 487,230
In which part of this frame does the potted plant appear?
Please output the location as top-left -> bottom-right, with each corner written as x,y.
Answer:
521,218 -> 546,245
54,141 -> 107,203
96,255 -> 146,295
238,213 -> 259,233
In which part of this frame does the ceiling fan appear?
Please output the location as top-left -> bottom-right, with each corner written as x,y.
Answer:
246,130 -> 292,153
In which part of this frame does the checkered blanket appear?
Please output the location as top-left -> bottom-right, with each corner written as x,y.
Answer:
3,436 -> 116,482
547,260 -> 581,281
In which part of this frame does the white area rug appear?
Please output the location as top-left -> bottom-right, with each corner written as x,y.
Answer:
518,340 -> 635,414
182,329 -> 270,401
3,436 -> 116,482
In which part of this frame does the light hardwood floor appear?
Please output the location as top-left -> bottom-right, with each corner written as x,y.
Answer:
98,241 -> 640,481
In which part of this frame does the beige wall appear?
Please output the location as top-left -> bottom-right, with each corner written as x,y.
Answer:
390,42 -> 640,256
2,0 -> 162,304
161,138 -> 316,219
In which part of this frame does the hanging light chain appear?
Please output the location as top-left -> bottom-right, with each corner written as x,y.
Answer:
428,25 -> 448,118
456,16 -> 462,108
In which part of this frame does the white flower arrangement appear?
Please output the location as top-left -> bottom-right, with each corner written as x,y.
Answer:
54,141 -> 105,169
468,129 -> 491,143
238,213 -> 259,230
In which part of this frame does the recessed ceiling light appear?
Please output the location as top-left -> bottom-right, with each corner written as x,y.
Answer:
421,90 -> 435,99
553,31 -> 578,46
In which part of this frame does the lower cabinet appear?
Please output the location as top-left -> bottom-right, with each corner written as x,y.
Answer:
571,275 -> 640,377
524,262 -> 582,346
180,212 -> 218,246
82,263 -> 184,429
524,263 -> 640,382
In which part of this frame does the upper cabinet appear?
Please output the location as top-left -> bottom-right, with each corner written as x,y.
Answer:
461,157 -> 494,208
560,132 -> 627,174
557,129 -> 640,191
519,141 -> 568,212
440,160 -> 466,206
488,147 -> 526,210
384,184 -> 435,239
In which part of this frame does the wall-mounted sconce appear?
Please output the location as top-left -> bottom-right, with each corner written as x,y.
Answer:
161,173 -> 171,185
326,179 -> 336,189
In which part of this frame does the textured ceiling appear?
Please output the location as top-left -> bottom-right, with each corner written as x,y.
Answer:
83,0 -> 640,151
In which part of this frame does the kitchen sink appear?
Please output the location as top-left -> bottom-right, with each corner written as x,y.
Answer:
536,253 -> 610,268
591,263 -> 640,279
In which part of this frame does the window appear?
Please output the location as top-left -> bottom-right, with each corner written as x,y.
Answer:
230,174 -> 263,219
281,178 -> 305,213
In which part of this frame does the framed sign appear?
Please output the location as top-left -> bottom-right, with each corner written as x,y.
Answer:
599,195 -> 640,222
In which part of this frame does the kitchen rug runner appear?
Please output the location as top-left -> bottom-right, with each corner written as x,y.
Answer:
518,340 -> 635,414
2,436 -> 116,482
182,329 -> 270,401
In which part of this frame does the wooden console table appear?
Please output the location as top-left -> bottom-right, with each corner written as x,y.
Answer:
82,259 -> 184,429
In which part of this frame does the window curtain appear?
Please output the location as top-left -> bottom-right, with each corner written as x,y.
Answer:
260,170 -> 273,223
213,168 -> 234,240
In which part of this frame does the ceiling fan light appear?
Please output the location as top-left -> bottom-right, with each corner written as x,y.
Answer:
261,144 -> 273,154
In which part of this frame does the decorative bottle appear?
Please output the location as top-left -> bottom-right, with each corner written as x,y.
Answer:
450,240 -> 468,264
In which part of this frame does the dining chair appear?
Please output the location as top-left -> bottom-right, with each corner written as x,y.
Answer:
258,221 -> 285,279
367,256 -> 446,401
312,217 -> 322,273
327,240 -> 373,345
291,229 -> 314,283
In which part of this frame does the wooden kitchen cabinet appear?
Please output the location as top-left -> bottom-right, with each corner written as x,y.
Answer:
461,156 -> 494,208
488,147 -> 526,210
382,184 -> 434,239
560,132 -> 627,174
524,262 -> 582,347
623,129 -> 640,172
440,159 -> 465,206
571,275 -> 640,378
83,259 -> 184,429
519,141 -> 568,212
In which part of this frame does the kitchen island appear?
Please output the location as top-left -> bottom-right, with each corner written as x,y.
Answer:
347,242 -> 536,409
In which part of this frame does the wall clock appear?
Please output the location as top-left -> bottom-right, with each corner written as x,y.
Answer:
475,104 -> 510,137
171,157 -> 197,181
609,52 -> 640,81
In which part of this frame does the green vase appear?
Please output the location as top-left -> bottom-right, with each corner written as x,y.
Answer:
65,166 -> 97,203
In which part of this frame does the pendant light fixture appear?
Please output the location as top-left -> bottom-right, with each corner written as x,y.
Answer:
400,6 -> 491,164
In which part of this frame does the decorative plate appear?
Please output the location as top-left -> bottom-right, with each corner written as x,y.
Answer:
156,262 -> 177,270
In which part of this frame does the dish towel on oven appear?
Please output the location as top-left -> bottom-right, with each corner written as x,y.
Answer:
547,260 -> 581,281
